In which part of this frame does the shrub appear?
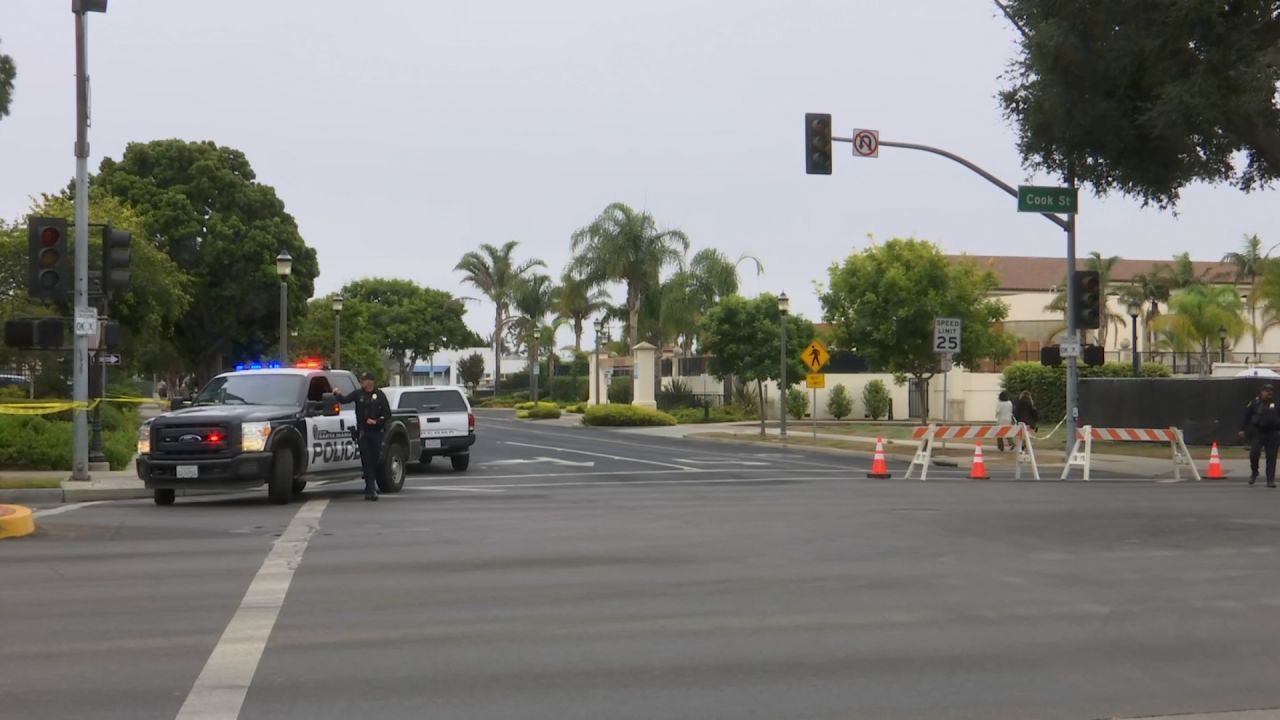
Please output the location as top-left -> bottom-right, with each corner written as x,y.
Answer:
827,384 -> 853,419
786,387 -> 808,419
0,385 -> 26,401
0,412 -> 139,472
658,378 -> 698,411
582,404 -> 677,427
550,377 -> 589,403
516,410 -> 530,419
514,401 -> 558,411
862,380 -> 891,420
564,402 -> 586,414
526,406 -> 563,420
733,382 -> 760,418
608,376 -> 632,404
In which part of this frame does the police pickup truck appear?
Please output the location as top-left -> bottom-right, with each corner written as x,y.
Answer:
136,367 -> 421,506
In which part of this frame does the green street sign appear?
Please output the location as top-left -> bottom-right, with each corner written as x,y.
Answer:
1017,185 -> 1078,214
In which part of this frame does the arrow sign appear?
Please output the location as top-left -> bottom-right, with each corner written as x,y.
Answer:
96,352 -> 121,365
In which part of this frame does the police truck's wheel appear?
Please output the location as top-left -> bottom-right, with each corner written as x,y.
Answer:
154,488 -> 176,506
450,454 -> 470,472
268,449 -> 294,505
379,442 -> 407,494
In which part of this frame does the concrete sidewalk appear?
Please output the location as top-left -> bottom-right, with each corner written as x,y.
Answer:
0,460 -> 156,504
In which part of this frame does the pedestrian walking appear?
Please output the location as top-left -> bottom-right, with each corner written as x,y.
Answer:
157,379 -> 168,401
995,391 -> 1015,451
1014,390 -> 1039,433
337,372 -> 393,501
1239,384 -> 1280,487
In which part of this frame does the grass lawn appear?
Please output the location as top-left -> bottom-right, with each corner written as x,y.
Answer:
0,477 -> 63,489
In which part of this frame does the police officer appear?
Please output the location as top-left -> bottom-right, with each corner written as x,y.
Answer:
1240,384 -> 1280,487
338,372 -> 392,501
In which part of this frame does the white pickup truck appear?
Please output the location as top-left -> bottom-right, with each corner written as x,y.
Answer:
379,385 -> 476,471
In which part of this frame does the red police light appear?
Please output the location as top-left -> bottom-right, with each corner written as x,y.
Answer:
39,227 -> 60,246
206,431 -> 224,444
295,358 -> 323,369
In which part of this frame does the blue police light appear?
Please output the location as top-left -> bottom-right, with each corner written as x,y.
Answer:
234,363 -> 247,371
266,361 -> 283,369
249,362 -> 263,370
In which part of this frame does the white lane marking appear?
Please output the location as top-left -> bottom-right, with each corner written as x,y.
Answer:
480,457 -> 595,468
676,459 -> 770,466
503,441 -> 698,471
406,476 -> 807,490
33,501 -> 106,517
485,419 -> 858,470
175,499 -> 329,720
415,485 -> 506,493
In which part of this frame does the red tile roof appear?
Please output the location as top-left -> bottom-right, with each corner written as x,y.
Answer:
949,255 -> 1238,292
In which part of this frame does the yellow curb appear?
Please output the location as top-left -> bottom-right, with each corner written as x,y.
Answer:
0,504 -> 35,539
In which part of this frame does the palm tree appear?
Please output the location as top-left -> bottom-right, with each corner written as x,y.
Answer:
569,203 -> 690,357
1153,285 -> 1246,374
556,270 -> 611,352
455,242 -> 545,396
661,249 -> 764,364
1159,252 -> 1211,290
1044,252 -> 1125,347
1119,271 -> 1172,355
1223,234 -> 1267,358
511,274 -> 558,402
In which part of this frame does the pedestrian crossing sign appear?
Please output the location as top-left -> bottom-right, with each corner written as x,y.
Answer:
802,339 -> 829,372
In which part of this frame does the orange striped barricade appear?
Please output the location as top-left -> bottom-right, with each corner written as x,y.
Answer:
904,423 -> 1038,481
1060,426 -> 1200,482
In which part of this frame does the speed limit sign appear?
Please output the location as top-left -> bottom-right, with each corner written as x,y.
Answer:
934,317 -> 961,354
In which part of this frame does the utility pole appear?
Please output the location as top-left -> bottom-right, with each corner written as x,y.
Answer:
70,1 -> 106,481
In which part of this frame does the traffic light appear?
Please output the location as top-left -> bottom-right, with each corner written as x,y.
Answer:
34,318 -> 64,349
1040,345 -> 1062,367
27,217 -> 70,300
805,113 -> 832,175
1082,344 -> 1105,367
1073,270 -> 1101,330
4,320 -> 34,348
101,225 -> 132,292
102,321 -> 121,350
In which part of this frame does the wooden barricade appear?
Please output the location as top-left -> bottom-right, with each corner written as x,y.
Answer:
904,423 -> 1039,481
1060,426 -> 1199,482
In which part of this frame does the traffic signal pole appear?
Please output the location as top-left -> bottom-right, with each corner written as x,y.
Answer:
71,7 -> 92,481
827,135 -> 1078,456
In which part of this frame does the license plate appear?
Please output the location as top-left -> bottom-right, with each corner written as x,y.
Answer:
176,465 -> 198,479
421,439 -> 441,448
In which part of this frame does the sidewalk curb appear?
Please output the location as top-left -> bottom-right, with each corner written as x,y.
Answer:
687,434 -> 960,467
0,504 -> 36,539
0,487 -> 226,505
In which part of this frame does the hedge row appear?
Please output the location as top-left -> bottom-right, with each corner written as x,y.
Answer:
581,404 -> 676,427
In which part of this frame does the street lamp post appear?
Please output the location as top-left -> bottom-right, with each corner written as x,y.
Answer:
778,292 -> 790,440
594,318 -> 605,406
1127,301 -> 1141,378
276,250 -> 293,364
1219,326 -> 1228,365
332,295 -> 344,368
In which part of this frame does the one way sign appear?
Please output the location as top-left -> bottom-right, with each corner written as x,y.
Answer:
96,352 -> 121,365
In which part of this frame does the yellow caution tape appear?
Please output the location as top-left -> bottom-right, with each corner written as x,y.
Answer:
0,400 -> 101,415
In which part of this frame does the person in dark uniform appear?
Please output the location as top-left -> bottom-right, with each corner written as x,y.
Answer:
1239,384 -> 1280,487
337,372 -> 392,501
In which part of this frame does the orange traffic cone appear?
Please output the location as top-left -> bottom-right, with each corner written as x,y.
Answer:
1206,442 -> 1227,480
867,437 -> 892,479
969,441 -> 990,480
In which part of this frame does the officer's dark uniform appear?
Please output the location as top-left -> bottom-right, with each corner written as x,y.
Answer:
1242,393 -> 1280,487
338,382 -> 392,500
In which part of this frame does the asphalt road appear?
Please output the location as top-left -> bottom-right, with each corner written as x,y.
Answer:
3,411 -> 1279,720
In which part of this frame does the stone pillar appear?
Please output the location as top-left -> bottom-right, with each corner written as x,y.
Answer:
588,352 -> 601,406
632,342 -> 657,409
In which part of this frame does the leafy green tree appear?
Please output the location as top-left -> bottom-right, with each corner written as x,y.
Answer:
458,352 -> 486,393
343,278 -> 471,384
827,383 -> 854,420
1222,234 -> 1270,357
455,241 -> 545,394
0,38 -> 14,121
291,293 -> 386,381
556,269 -> 610,352
94,140 -> 318,378
996,0 -> 1280,207
570,202 -> 689,355
701,294 -> 814,435
820,238 -> 1015,422
1044,251 -> 1126,347
1154,285 -> 1247,373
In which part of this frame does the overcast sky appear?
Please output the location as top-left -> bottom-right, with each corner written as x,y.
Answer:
2,1 -> 1277,348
